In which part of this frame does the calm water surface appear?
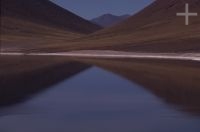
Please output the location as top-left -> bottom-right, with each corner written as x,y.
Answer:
0,67 -> 199,132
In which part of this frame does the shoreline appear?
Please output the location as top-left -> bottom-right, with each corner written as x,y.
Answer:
1,50 -> 200,62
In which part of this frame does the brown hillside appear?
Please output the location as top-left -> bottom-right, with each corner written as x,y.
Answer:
1,0 -> 101,34
0,0 -> 101,51
54,0 -> 200,53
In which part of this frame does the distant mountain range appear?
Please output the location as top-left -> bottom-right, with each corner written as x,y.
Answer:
91,14 -> 130,27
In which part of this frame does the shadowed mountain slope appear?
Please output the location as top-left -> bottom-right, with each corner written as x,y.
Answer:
1,0 -> 101,34
0,0 -> 101,51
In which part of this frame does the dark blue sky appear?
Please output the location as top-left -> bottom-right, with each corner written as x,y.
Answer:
50,0 -> 154,19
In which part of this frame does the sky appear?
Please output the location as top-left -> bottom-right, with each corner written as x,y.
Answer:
50,0 -> 154,20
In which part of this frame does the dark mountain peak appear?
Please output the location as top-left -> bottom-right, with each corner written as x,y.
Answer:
91,13 -> 130,27
101,13 -> 115,17
120,14 -> 131,17
100,13 -> 130,19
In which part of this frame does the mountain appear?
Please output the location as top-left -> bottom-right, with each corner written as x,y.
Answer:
1,0 -> 101,51
91,14 -> 130,27
63,0 -> 200,53
1,0 -> 101,34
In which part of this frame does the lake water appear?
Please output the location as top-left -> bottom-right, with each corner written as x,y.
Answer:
0,67 -> 199,132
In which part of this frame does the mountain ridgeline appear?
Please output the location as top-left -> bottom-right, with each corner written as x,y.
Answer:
91,14 -> 130,27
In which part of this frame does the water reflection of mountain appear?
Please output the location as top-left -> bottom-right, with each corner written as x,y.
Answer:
0,56 -> 89,106
82,58 -> 200,116
1,56 -> 200,116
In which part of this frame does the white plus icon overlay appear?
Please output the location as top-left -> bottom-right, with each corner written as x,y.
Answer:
176,3 -> 198,25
